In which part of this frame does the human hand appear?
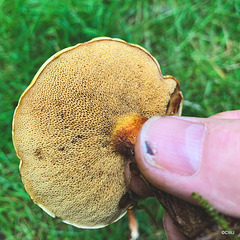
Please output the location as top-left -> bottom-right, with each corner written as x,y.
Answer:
132,110 -> 240,240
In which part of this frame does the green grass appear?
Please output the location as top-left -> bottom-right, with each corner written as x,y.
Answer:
0,0 -> 239,239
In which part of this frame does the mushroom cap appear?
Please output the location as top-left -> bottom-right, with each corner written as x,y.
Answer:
12,37 -> 182,228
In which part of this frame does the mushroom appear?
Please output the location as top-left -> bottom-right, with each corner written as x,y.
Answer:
12,37 -> 183,229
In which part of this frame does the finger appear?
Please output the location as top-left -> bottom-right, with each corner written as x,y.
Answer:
163,211 -> 187,240
209,110 -> 240,119
135,115 -> 240,217
125,160 -> 153,197
129,175 -> 153,197
128,111 -> 240,197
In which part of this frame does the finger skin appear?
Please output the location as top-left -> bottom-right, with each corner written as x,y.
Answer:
129,175 -> 153,197
209,110 -> 240,119
135,110 -> 240,217
163,212 -> 187,240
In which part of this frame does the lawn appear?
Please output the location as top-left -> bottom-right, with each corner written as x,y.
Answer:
0,0 -> 239,239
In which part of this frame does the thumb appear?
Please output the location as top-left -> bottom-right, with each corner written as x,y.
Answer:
135,112 -> 240,217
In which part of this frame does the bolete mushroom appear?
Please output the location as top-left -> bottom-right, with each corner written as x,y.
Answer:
12,37 -> 182,228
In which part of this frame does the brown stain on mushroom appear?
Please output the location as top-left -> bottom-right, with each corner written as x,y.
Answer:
163,75 -> 183,116
12,37 -> 183,229
34,148 -> 43,160
112,114 -> 148,155
166,86 -> 183,116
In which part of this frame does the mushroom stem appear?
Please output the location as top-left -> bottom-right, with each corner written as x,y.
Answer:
127,209 -> 139,240
113,114 -> 240,240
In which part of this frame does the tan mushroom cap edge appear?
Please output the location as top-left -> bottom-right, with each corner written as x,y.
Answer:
12,37 -> 183,229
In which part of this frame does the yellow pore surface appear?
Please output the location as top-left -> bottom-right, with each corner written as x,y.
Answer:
13,37 -> 178,228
